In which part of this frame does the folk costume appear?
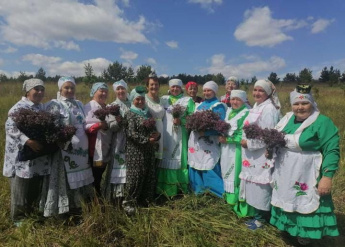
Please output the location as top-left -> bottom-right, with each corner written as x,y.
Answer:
40,77 -> 94,217
3,79 -> 50,223
270,88 -> 339,240
157,79 -> 195,197
188,81 -> 226,198
220,90 -> 254,217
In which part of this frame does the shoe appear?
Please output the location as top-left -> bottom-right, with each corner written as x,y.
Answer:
247,220 -> 263,230
244,218 -> 255,226
297,237 -> 311,246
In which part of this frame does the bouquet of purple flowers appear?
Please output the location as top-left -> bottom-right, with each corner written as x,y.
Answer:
170,104 -> 186,119
186,110 -> 230,135
243,123 -> 286,159
94,104 -> 121,121
10,108 -> 77,161
142,117 -> 156,131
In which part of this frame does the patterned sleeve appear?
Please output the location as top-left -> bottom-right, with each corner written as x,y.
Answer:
6,104 -> 29,147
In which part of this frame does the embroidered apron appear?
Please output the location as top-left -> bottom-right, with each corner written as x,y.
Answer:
271,111 -> 322,214
220,108 -> 248,193
59,100 -> 93,189
188,102 -> 225,171
160,96 -> 190,169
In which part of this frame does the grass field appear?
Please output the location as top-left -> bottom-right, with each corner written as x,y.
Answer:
0,81 -> 344,246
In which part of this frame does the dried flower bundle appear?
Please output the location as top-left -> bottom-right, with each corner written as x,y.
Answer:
186,110 -> 230,135
93,107 -> 108,121
10,107 -> 77,161
170,104 -> 186,119
107,104 -> 120,116
243,123 -> 286,159
142,117 -> 156,131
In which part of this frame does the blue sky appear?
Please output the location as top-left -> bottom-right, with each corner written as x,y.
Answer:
0,0 -> 344,80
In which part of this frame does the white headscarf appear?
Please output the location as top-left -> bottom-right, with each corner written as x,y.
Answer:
23,78 -> 44,93
290,90 -> 318,111
112,79 -> 128,92
203,81 -> 218,94
230,90 -> 247,103
57,76 -> 76,100
169,78 -> 183,88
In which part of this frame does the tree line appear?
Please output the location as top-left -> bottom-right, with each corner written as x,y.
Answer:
1,61 -> 345,87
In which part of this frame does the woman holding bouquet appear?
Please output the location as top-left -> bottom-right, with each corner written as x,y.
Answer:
157,79 -> 195,197
188,81 -> 226,198
84,82 -> 110,196
145,72 -> 165,168
122,86 -> 160,214
104,79 -> 131,202
40,76 -> 94,217
3,78 -> 50,226
239,79 -> 280,229
218,90 -> 254,217
270,85 -> 339,245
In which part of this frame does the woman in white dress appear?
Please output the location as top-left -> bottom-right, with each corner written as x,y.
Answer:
103,79 -> 131,203
84,82 -> 110,196
239,79 -> 280,229
3,79 -> 50,226
145,72 -> 165,167
40,77 -> 94,217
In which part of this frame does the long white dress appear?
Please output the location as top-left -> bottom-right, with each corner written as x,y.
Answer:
239,99 -> 279,211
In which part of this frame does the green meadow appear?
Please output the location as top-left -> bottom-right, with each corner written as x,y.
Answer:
0,81 -> 343,246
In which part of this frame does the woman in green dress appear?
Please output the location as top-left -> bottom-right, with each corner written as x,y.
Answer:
157,79 -> 195,197
270,85 -> 339,245
219,90 -> 254,218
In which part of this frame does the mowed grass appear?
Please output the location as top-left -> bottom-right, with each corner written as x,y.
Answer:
0,81 -> 344,246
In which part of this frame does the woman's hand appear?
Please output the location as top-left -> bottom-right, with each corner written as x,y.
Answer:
318,177 -> 332,196
173,118 -> 181,126
25,139 -> 43,152
115,115 -> 122,124
150,131 -> 161,141
218,136 -> 227,144
241,139 -> 248,148
99,121 -> 108,130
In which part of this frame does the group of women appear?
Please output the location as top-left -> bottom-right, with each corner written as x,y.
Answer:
3,75 -> 339,245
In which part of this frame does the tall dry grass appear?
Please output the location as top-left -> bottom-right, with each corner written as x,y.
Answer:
0,81 -> 343,246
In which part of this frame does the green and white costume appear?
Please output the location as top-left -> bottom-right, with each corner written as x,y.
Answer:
270,112 -> 339,239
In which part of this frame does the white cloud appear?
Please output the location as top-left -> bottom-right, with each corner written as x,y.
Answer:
311,18 -> 334,34
166,40 -> 178,49
203,53 -> 286,78
1,46 -> 17,53
146,58 -> 157,65
0,0 -> 148,50
53,41 -> 80,51
21,53 -> 111,76
234,6 -> 308,47
188,0 -> 222,12
120,49 -> 138,61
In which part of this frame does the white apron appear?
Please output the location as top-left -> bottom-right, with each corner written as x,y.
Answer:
160,96 -> 190,169
59,100 -> 94,189
188,102 -> 225,171
220,107 -> 248,193
271,111 -> 322,214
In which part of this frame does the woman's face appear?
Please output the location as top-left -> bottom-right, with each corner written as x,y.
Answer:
93,88 -> 108,105
147,78 -> 160,96
60,81 -> 75,99
133,96 -> 145,109
170,85 -> 182,96
252,86 -> 268,104
230,97 -> 244,110
203,88 -> 216,99
292,101 -> 313,121
187,85 -> 198,98
115,86 -> 127,101
26,86 -> 45,104
225,80 -> 238,93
